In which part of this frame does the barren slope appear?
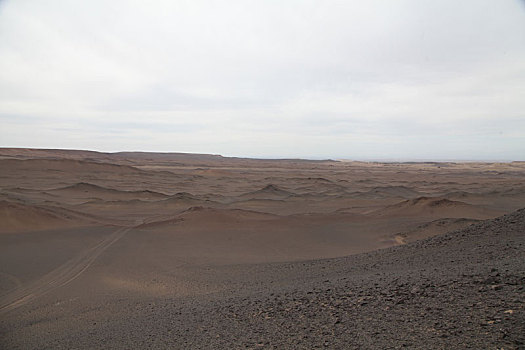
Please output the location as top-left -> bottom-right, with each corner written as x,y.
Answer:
1,208 -> 523,349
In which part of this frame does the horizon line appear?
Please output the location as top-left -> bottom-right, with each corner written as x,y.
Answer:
0,146 -> 523,163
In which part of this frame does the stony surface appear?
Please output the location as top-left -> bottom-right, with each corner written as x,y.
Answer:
3,208 -> 523,349
154,208 -> 525,349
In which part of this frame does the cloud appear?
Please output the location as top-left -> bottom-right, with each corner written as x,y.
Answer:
0,0 -> 524,159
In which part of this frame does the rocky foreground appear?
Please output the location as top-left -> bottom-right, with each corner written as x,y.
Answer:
150,209 -> 525,349
8,208 -> 521,349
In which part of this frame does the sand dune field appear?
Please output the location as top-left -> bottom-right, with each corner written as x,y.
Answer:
0,148 -> 524,348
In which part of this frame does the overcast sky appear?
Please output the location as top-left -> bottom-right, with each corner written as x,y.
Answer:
1,0 -> 524,160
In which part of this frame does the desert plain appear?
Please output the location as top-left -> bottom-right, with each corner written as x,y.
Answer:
0,148 -> 524,349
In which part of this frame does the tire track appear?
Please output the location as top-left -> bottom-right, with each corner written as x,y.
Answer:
0,226 -> 130,314
0,271 -> 22,295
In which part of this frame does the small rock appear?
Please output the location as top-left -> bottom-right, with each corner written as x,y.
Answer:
491,284 -> 503,291
410,286 -> 421,294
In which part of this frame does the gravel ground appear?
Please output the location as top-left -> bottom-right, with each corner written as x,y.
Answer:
149,208 -> 525,349
2,209 -> 524,349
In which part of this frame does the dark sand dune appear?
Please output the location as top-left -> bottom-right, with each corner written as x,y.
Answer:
443,189 -> 525,213
94,207 -> 402,266
0,191 -> 35,204
239,184 -> 294,200
351,185 -> 422,199
48,182 -> 168,200
486,187 -> 525,197
228,195 -> 392,216
0,200 -> 89,233
0,200 -> 123,233
226,198 -> 291,214
79,192 -> 210,209
393,217 -> 480,243
158,194 -> 221,211
135,206 -> 279,229
74,195 -> 224,224
78,198 -> 150,209
177,206 -> 278,220
294,183 -> 350,196
446,187 -> 525,199
163,192 -> 210,203
373,196 -> 502,219
444,190 -> 482,199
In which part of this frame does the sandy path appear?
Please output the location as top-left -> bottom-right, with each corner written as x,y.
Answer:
0,226 -> 129,314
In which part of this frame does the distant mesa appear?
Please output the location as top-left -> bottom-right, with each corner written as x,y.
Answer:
0,158 -> 144,175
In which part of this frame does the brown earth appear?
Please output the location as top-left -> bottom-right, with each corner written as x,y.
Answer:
0,148 -> 524,348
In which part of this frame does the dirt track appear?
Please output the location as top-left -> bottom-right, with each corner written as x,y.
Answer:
0,227 -> 129,314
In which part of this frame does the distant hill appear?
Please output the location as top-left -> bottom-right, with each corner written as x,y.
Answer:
0,148 -> 335,168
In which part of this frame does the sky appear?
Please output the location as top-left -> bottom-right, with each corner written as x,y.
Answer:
0,0 -> 524,160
